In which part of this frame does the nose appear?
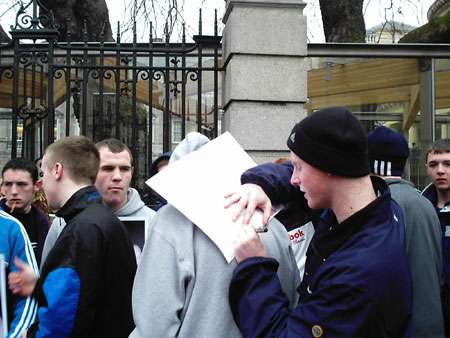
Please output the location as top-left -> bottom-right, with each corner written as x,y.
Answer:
10,183 -> 19,195
112,168 -> 122,181
290,171 -> 300,186
437,163 -> 446,174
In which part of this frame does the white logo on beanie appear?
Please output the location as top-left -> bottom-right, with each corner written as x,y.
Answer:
290,132 -> 295,143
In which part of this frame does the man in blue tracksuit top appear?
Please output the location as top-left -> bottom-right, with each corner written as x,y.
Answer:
227,107 -> 413,337
0,210 -> 38,337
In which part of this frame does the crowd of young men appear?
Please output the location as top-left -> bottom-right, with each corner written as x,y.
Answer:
1,106 -> 450,337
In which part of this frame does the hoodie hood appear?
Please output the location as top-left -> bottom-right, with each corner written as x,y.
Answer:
150,152 -> 172,178
169,132 -> 210,165
116,187 -> 155,218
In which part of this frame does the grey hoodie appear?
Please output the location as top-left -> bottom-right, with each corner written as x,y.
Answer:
130,132 -> 300,338
41,188 -> 155,268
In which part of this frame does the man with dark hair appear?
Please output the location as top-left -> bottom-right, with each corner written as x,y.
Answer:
226,108 -> 412,337
0,209 -> 38,338
9,136 -> 136,338
1,158 -> 49,265
41,138 -> 155,265
423,138 -> 450,335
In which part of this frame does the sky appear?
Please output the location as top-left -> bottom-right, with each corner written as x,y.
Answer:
0,0 -> 438,42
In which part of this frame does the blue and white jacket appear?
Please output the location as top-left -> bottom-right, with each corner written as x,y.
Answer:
0,209 -> 38,338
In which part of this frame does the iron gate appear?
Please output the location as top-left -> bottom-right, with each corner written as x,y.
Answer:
0,0 -> 221,188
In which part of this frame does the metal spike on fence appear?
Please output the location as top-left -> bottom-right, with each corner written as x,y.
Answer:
66,18 -> 71,42
199,8 -> 202,36
214,9 -> 218,36
165,22 -> 169,44
149,21 -> 153,45
83,19 -> 88,42
100,22 -> 106,42
116,21 -> 121,43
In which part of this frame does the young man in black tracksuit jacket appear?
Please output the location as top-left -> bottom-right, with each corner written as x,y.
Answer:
9,136 -> 136,338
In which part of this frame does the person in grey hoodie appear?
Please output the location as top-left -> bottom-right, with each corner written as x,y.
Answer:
129,132 -> 300,338
41,138 -> 155,266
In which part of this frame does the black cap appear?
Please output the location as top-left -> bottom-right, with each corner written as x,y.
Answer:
368,126 -> 409,176
287,107 -> 370,177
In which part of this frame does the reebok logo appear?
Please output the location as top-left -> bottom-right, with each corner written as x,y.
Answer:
289,132 -> 295,143
288,229 -> 305,244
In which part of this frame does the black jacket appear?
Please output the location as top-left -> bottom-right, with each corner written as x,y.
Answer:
29,186 -> 137,338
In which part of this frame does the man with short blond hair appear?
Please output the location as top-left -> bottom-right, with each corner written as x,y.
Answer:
9,136 -> 136,338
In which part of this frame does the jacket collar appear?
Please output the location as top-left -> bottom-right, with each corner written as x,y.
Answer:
422,183 -> 450,210
56,185 -> 102,222
311,175 -> 392,260
384,177 -> 414,188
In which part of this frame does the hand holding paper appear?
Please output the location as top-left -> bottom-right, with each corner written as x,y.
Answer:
224,183 -> 273,226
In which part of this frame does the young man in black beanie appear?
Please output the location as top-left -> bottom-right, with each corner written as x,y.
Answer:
227,107 -> 413,337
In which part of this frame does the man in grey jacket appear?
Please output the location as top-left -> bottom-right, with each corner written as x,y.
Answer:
368,126 -> 444,338
41,138 -> 155,265
129,132 -> 300,338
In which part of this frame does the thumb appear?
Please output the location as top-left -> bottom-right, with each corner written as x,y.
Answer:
262,204 -> 272,225
14,257 -> 29,271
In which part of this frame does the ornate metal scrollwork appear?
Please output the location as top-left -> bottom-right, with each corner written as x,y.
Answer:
17,103 -> 49,120
0,67 -> 14,80
12,0 -> 55,31
185,70 -> 198,82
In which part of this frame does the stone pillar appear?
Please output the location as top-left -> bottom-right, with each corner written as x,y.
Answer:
222,0 -> 307,163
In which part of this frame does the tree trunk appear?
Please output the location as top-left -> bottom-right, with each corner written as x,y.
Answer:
0,24 -> 11,42
41,0 -> 114,41
319,0 -> 366,42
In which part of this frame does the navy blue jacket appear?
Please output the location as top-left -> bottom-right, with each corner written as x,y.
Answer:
423,183 -> 450,334
230,176 -> 413,337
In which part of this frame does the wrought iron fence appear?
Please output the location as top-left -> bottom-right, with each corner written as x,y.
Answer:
0,0 -> 222,188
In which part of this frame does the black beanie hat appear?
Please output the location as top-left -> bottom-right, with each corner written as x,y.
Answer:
368,126 -> 409,177
287,107 -> 370,177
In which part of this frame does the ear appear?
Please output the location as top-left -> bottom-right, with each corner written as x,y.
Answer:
131,166 -> 134,177
54,162 -> 64,181
33,179 -> 43,193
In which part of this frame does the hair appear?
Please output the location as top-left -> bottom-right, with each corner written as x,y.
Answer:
95,138 -> 133,165
426,139 -> 450,163
2,158 -> 39,183
45,136 -> 100,185
274,157 -> 290,165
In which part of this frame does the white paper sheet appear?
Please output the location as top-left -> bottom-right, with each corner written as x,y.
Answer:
146,132 -> 258,263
